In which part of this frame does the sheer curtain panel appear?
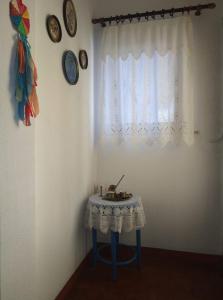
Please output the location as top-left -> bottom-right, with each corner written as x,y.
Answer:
96,16 -> 194,146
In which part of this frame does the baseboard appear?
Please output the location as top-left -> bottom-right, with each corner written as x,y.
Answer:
141,247 -> 222,266
55,250 -> 92,300
54,246 -> 222,300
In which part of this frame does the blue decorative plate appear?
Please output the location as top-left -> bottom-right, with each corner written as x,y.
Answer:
62,50 -> 79,85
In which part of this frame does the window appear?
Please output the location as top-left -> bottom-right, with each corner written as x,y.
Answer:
97,16 -> 194,145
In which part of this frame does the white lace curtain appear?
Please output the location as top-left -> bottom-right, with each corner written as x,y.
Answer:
96,16 -> 194,145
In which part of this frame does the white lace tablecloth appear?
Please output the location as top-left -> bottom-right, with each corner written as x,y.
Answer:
85,194 -> 146,234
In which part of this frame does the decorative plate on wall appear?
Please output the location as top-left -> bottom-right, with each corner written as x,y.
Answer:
46,15 -> 62,43
62,50 -> 79,85
63,0 -> 77,37
79,50 -> 88,70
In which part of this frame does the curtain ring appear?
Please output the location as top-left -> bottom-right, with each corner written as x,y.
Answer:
136,13 -> 141,22
115,16 -> 120,24
127,14 -> 132,23
119,15 -> 125,23
195,5 -> 202,16
170,8 -> 174,17
195,9 -> 201,16
145,13 -> 149,21
161,9 -> 165,18
151,11 -> 156,19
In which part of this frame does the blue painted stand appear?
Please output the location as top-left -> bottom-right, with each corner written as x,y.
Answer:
92,228 -> 141,281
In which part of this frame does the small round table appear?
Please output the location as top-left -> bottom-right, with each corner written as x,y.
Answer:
85,194 -> 146,280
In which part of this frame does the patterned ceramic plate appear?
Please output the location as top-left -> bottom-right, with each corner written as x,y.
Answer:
46,15 -> 62,43
63,0 -> 77,37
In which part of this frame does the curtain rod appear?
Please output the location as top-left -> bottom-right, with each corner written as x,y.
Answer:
92,2 -> 216,27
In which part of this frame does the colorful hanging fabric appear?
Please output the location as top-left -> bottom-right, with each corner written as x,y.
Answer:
10,0 -> 39,126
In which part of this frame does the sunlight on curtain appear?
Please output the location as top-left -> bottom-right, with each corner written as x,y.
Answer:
97,16 -> 194,146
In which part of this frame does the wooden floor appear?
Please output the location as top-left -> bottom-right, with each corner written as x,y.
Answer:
67,246 -> 223,300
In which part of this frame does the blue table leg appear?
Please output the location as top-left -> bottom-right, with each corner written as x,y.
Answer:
111,231 -> 117,280
136,229 -> 141,268
116,232 -> 119,252
92,228 -> 97,267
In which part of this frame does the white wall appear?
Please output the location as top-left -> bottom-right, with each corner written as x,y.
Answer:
1,0 -> 95,300
93,0 -> 223,255
0,1 -> 36,300
0,0 -> 222,299
220,1 -> 223,255
35,1 -> 95,300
